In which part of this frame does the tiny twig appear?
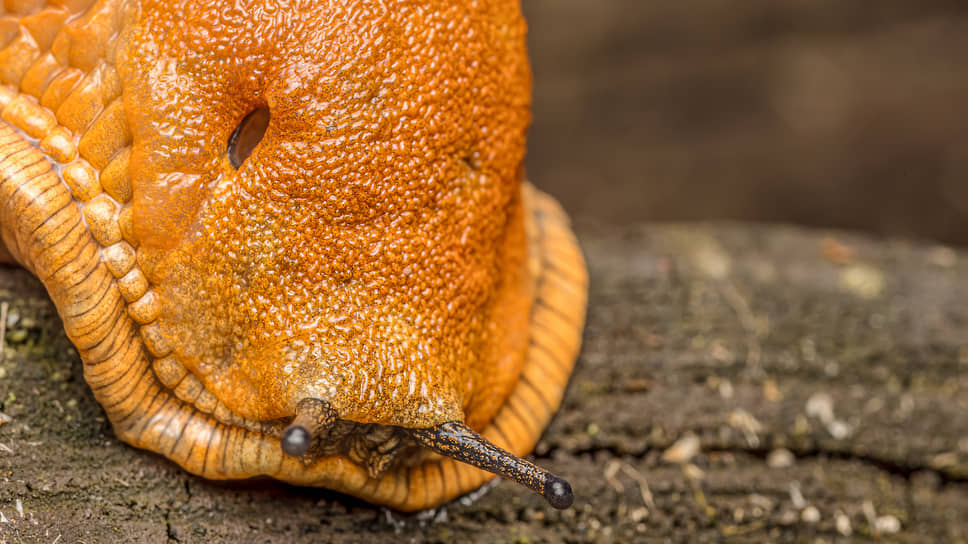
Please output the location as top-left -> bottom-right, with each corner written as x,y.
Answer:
604,459 -> 656,510
0,301 -> 7,363
720,282 -> 762,367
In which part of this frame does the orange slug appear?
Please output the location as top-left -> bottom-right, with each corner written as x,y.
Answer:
0,0 -> 587,511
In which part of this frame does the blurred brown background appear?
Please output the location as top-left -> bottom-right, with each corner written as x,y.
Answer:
522,0 -> 968,246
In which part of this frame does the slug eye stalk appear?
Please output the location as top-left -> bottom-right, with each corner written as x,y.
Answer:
408,421 -> 574,510
281,398 -> 338,457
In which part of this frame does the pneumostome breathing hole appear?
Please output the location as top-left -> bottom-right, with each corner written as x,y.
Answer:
228,107 -> 270,168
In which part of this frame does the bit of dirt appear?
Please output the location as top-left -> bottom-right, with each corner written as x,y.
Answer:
1,222 -> 966,543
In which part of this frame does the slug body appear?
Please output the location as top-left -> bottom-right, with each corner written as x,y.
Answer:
0,0 -> 587,511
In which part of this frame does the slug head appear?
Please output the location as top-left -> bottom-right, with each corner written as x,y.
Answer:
114,0 -> 573,506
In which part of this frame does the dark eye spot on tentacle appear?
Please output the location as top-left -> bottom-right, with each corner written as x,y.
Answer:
227,107 -> 270,169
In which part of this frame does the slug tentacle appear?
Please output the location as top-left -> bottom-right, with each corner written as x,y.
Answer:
408,421 -> 574,510
281,398 -> 338,457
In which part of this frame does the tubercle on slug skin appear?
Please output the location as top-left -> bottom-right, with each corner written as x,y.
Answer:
0,0 -> 588,511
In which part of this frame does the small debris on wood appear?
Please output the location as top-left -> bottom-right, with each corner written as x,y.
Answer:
821,237 -> 854,265
682,463 -> 705,482
0,301 -> 7,363
805,391 -> 853,439
604,460 -> 656,511
762,378 -> 783,402
662,433 -> 700,464
727,409 -> 763,447
789,482 -> 806,510
623,377 -> 653,393
862,500 -> 902,536
767,448 -> 795,468
874,515 -> 902,535
840,264 -> 885,298
835,510 -> 853,536
800,505 -> 820,524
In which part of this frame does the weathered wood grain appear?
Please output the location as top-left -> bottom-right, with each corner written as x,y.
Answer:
1,222 -> 966,543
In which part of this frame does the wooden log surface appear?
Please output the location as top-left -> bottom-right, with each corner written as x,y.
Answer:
1,222 -> 966,543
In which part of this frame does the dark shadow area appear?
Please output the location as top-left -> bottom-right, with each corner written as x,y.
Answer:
523,0 -> 968,245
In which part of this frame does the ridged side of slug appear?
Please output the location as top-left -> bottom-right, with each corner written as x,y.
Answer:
0,0 -> 272,446
0,0 -> 249,483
